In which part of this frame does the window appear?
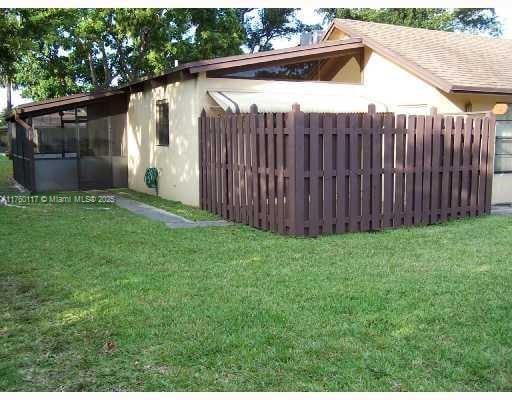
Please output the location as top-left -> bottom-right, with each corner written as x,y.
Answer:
496,106 -> 512,173
156,100 -> 169,146
207,54 -> 362,83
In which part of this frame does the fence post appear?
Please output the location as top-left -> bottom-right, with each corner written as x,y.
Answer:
287,103 -> 305,235
250,104 -> 259,227
199,109 -> 206,209
485,111 -> 496,213
368,104 -> 376,115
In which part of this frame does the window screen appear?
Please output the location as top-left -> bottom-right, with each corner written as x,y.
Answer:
496,107 -> 512,173
156,100 -> 169,146
207,54 -> 361,83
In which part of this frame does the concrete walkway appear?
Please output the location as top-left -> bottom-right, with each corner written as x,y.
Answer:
114,195 -> 230,229
491,204 -> 512,216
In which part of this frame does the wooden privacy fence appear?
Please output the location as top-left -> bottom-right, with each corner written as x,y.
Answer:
199,104 -> 496,236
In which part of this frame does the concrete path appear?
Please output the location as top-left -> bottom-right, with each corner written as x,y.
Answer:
491,204 -> 512,216
114,195 -> 230,229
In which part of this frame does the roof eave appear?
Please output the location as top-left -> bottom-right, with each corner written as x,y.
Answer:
450,85 -> 512,96
14,90 -> 128,119
189,38 -> 363,73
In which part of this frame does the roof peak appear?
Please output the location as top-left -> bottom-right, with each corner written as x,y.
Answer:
333,18 -> 510,42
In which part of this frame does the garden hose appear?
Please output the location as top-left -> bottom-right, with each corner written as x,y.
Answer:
144,167 -> 159,196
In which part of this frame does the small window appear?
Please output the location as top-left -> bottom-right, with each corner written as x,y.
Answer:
495,104 -> 512,173
156,100 -> 169,146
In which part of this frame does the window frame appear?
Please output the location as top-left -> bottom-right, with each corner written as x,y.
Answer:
156,99 -> 170,147
495,106 -> 512,174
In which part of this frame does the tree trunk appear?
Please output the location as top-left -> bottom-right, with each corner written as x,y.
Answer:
100,44 -> 111,87
6,78 -> 12,114
88,49 -> 98,88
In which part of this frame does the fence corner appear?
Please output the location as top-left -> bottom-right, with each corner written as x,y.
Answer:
287,103 -> 305,235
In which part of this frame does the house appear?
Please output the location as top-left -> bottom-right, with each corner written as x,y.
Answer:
8,18 -> 512,204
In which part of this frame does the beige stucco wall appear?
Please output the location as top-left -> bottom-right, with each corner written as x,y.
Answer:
362,48 -> 466,113
127,78 -> 202,206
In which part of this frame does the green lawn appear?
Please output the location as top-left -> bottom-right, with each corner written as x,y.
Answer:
110,188 -> 219,221
1,156 -> 512,391
0,153 -> 12,191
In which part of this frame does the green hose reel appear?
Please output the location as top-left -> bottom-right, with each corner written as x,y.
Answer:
144,167 -> 159,196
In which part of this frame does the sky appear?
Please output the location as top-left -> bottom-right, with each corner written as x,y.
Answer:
2,7 -> 512,108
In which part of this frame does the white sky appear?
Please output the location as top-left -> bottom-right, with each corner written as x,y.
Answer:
2,7 -> 512,108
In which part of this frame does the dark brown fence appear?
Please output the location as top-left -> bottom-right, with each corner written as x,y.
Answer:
199,104 -> 496,236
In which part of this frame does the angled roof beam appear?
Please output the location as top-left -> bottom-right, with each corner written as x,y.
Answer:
189,38 -> 363,73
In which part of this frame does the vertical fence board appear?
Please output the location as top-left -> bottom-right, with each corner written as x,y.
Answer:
370,113 -> 382,230
430,115 -> 443,223
394,115 -> 406,227
244,115 -> 252,225
250,111 -> 259,227
478,117 -> 490,215
258,114 -> 267,229
241,115 -> 249,223
288,106 -> 305,235
349,114 -> 361,232
276,113 -> 285,234
232,115 -> 240,222
267,113 -> 276,232
461,117 -> 472,217
413,116 -> 425,225
470,118 -> 482,217
440,117 -> 453,221
199,113 -> 205,208
361,114 -> 372,231
323,115 -> 334,234
484,115 -> 496,214
451,117 -> 463,218
220,118 -> 228,219
309,113 -> 320,235
212,118 -> 219,214
405,116 -> 416,226
383,114 -> 394,228
422,116 -> 433,224
335,115 -> 347,233
204,116 -> 209,211
226,115 -> 233,219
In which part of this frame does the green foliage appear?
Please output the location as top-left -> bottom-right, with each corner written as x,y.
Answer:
319,8 -> 502,36
10,8 -> 317,101
242,8 -> 319,52
0,108 -> 7,128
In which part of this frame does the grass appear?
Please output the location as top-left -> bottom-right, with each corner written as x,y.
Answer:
0,153 -> 13,191
1,156 -> 512,391
110,188 -> 219,221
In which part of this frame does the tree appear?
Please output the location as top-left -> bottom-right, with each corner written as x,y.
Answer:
318,8 -> 502,36
11,8 -> 319,101
240,9 -> 319,53
0,9 -> 27,114
14,9 -> 247,100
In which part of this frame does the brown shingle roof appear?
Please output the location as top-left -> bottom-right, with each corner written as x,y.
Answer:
330,18 -> 512,94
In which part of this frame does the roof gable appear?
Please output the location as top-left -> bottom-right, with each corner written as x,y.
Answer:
326,18 -> 512,95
